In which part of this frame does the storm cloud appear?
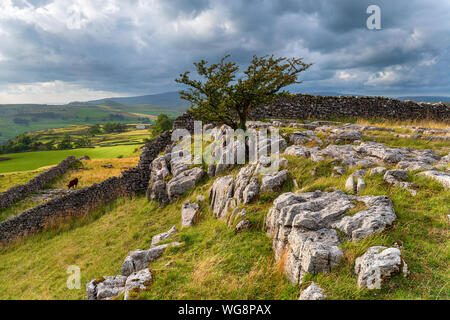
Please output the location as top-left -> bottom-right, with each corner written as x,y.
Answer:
0,0 -> 449,103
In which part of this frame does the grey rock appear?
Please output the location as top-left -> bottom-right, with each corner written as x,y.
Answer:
418,170 -> 450,189
355,246 -> 407,289
167,167 -> 204,202
384,170 -> 417,195
266,191 -> 397,283
234,219 -> 251,234
243,177 -> 260,204
261,170 -> 288,192
209,175 -> 235,220
181,201 -> 199,227
87,275 -> 127,300
124,268 -> 152,300
122,242 -> 183,276
151,225 -> 177,246
345,176 -> 356,193
369,166 -> 387,176
333,195 -> 396,241
299,282 -> 326,300
356,178 -> 366,194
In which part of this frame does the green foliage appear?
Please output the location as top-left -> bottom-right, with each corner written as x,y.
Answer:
103,122 -> 126,133
88,124 -> 101,136
176,54 -> 312,129
73,135 -> 91,148
150,114 -> 173,137
58,134 -> 73,150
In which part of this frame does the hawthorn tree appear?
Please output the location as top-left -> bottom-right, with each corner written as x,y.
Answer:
176,55 -> 311,130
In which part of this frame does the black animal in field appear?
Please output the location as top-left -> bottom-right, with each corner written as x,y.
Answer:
67,177 -> 79,189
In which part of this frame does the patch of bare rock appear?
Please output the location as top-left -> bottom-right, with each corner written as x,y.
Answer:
87,241 -> 183,300
418,170 -> 450,189
266,190 -> 397,284
299,282 -> 326,300
210,158 -> 289,221
355,246 -> 408,289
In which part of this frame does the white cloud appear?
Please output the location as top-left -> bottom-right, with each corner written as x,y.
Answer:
0,80 -> 127,104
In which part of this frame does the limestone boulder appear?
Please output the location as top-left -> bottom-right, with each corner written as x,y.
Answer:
355,246 -> 407,289
151,225 -> 177,247
167,167 -> 204,202
418,170 -> 450,189
124,268 -> 152,300
299,282 -> 326,300
181,201 -> 200,227
87,275 -> 127,300
122,242 -> 183,277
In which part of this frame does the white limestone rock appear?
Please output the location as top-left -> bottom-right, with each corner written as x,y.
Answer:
121,242 -> 183,277
418,170 -> 450,189
124,268 -> 152,300
151,225 -> 177,246
299,282 -> 326,300
181,201 -> 200,227
355,246 -> 407,289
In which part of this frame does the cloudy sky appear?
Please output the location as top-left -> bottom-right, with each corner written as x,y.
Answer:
0,0 -> 449,104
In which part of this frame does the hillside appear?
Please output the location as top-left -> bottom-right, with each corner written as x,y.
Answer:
87,91 -> 190,111
0,101 -> 182,145
0,115 -> 448,300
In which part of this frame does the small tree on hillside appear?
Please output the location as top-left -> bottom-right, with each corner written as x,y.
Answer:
151,114 -> 173,137
176,55 -> 312,130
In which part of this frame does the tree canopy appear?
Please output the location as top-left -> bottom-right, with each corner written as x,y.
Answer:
151,114 -> 173,137
176,55 -> 312,129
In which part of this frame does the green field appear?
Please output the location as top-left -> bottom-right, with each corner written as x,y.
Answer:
0,102 -> 181,145
0,145 -> 140,173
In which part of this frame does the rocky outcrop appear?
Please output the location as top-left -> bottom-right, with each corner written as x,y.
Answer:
151,226 -> 177,247
355,246 -> 407,289
122,242 -> 183,277
124,268 -> 153,300
181,201 -> 200,227
345,169 -> 367,194
290,131 -> 322,145
234,219 -> 251,234
209,158 -> 289,221
87,275 -> 127,300
418,170 -> 450,189
167,167 -> 204,202
299,282 -> 326,300
87,269 -> 153,300
266,191 -> 397,283
284,141 -> 445,172
383,170 -> 418,195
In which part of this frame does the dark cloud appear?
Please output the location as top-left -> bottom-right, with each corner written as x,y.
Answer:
0,0 -> 449,103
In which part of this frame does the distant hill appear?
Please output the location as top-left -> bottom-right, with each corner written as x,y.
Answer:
87,91 -> 189,111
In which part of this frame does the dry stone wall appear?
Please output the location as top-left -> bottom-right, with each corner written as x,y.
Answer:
0,156 -> 78,210
0,130 -> 174,244
249,95 -> 449,122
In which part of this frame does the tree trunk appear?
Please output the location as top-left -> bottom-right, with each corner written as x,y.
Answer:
237,111 -> 247,131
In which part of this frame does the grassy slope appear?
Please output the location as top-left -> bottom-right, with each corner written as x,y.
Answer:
0,153 -> 448,299
0,120 -> 448,300
0,158 -> 139,222
0,103 -> 181,144
0,145 -> 140,173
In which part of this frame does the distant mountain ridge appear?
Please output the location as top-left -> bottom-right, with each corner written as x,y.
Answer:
84,91 -> 450,111
87,91 -> 189,111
